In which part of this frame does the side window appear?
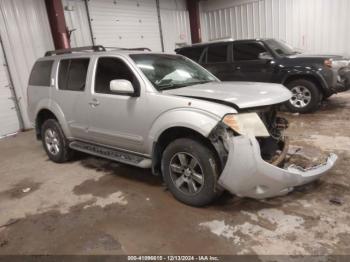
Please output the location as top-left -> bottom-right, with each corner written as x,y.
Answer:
207,44 -> 228,63
177,47 -> 204,62
29,60 -> 53,86
58,58 -> 89,91
233,43 -> 267,61
94,57 -> 139,95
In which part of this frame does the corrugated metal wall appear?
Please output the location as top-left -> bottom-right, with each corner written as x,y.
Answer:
63,0 -> 93,47
200,0 -> 350,56
87,0 -> 162,51
0,0 -> 54,129
159,0 -> 191,53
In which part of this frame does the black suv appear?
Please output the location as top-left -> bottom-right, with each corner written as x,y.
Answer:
176,39 -> 350,113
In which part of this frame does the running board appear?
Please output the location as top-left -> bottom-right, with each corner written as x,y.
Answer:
69,141 -> 151,168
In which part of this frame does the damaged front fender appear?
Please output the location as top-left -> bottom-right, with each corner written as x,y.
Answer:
218,135 -> 337,199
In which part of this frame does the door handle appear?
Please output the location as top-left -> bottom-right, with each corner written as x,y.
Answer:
235,66 -> 241,70
89,98 -> 100,107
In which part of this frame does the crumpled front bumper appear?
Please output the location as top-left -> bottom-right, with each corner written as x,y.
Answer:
218,136 -> 338,199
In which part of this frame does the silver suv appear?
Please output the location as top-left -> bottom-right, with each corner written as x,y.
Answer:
27,46 -> 337,206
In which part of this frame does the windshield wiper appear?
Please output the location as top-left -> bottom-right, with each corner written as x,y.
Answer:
158,83 -> 187,90
159,80 -> 214,91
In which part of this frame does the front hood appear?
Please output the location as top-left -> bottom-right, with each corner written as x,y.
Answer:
163,82 -> 292,109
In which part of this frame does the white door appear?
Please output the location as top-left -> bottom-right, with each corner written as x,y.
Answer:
0,0 -> 54,129
0,44 -> 20,137
87,0 -> 162,51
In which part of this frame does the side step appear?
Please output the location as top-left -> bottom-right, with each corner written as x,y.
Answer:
69,141 -> 151,168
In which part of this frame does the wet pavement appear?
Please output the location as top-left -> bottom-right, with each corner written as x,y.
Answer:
0,92 -> 350,255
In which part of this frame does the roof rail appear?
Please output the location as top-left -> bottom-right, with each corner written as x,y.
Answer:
126,47 -> 151,51
44,45 -> 106,57
104,47 -> 151,52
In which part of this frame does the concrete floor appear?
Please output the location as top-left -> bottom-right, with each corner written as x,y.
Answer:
0,92 -> 350,255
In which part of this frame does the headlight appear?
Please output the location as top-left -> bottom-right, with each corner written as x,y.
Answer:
324,59 -> 350,69
222,113 -> 270,137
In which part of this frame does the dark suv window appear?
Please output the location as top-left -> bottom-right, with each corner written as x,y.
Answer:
29,60 -> 53,86
58,59 -> 90,91
94,57 -> 139,94
177,47 -> 204,62
233,42 -> 267,61
207,44 -> 228,63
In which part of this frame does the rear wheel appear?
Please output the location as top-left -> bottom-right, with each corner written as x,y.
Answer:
41,119 -> 73,163
285,79 -> 322,113
161,138 -> 220,206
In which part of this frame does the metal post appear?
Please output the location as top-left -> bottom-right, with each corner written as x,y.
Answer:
84,0 -> 95,45
155,0 -> 165,52
45,0 -> 70,49
0,35 -> 24,130
187,0 -> 201,43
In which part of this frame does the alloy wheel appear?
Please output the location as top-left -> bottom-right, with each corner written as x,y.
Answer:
290,85 -> 312,108
44,128 -> 60,155
169,152 -> 205,195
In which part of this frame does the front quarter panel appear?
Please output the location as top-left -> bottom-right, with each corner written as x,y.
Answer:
145,93 -> 237,154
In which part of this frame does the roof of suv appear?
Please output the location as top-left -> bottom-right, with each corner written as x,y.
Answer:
176,38 -> 272,50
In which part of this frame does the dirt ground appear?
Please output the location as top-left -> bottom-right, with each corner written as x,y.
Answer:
0,92 -> 350,256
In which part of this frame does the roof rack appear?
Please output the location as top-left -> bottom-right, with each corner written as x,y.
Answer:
44,45 -> 106,57
126,47 -> 151,51
104,47 -> 151,51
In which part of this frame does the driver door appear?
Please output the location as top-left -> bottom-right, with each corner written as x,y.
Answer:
86,56 -> 148,153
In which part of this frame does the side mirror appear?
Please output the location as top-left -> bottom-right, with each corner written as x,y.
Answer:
110,79 -> 134,95
258,52 -> 273,60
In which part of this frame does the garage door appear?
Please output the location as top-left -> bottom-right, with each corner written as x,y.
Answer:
63,0 -> 93,47
0,0 -> 54,129
87,0 -> 162,51
0,43 -> 20,137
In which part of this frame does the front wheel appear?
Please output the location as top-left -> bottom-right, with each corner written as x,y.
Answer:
161,138 -> 221,206
285,79 -> 322,113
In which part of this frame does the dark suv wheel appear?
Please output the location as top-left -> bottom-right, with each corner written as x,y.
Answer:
41,119 -> 73,163
285,79 -> 322,113
161,138 -> 220,206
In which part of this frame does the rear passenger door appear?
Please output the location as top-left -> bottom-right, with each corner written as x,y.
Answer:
53,58 -> 91,140
230,41 -> 275,82
201,44 -> 232,81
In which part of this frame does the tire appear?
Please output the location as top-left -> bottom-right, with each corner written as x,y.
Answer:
161,138 -> 220,207
41,119 -> 73,163
285,79 -> 322,113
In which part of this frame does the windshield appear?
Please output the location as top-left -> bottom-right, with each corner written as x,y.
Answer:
130,54 -> 217,91
265,39 -> 300,56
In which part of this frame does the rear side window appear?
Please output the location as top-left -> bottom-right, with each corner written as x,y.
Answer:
233,42 -> 267,61
58,58 -> 90,91
29,60 -> 53,86
207,45 -> 228,63
177,47 -> 204,62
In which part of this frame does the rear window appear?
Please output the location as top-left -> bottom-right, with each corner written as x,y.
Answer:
29,60 -> 53,86
207,44 -> 228,63
177,47 -> 204,62
58,58 -> 90,91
